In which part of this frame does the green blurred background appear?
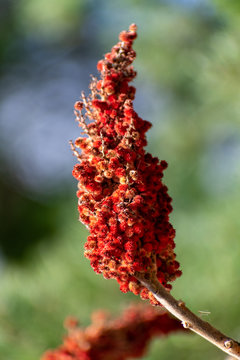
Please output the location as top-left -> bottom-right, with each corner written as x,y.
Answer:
0,0 -> 240,359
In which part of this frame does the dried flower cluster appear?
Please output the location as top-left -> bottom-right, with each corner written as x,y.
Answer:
41,305 -> 185,360
72,24 -> 181,304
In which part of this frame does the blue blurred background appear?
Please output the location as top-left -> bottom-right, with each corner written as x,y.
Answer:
0,0 -> 240,359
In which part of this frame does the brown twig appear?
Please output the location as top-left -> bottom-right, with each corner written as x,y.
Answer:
136,273 -> 240,359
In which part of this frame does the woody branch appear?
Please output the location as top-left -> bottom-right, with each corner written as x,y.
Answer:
136,272 -> 240,359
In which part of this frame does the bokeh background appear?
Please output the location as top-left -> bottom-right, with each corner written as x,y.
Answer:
0,0 -> 240,359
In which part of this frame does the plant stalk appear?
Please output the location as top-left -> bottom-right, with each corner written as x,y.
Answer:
137,273 -> 240,359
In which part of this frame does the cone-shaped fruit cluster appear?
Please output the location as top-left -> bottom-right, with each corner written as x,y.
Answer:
72,24 -> 181,305
41,305 -> 184,360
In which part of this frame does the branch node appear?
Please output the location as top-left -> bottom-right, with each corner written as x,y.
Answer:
182,321 -> 191,329
224,340 -> 234,349
178,300 -> 185,307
